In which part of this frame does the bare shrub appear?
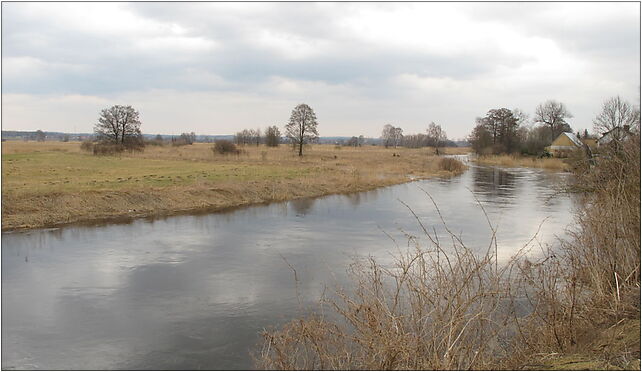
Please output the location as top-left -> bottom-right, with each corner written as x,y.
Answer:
565,134 -> 640,316
438,157 -> 465,172
80,140 -> 94,152
258,134 -> 641,370
172,132 -> 196,146
91,143 -> 127,155
259,194 -> 526,370
212,140 -> 240,155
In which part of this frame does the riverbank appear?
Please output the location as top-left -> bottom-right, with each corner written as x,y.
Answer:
473,154 -> 570,171
1,142 -> 468,231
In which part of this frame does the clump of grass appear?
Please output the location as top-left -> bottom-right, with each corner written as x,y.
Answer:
437,157 -> 465,172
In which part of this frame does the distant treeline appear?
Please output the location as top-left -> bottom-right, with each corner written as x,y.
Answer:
3,130 -> 468,146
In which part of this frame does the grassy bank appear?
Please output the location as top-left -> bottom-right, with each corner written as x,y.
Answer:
1,142 -> 468,230
473,154 -> 569,171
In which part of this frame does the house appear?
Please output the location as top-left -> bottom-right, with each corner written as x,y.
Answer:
548,132 -> 584,157
582,138 -> 598,149
598,126 -> 632,147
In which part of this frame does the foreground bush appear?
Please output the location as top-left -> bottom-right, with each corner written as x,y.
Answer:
258,136 -> 641,370
259,194 -> 523,370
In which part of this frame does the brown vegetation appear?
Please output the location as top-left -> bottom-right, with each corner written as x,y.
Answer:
2,142 -> 467,230
212,140 -> 241,155
473,154 -> 569,171
257,136 -> 640,370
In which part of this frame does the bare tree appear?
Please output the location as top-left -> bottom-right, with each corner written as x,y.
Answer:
382,124 -> 403,148
265,125 -> 281,147
235,129 -> 252,145
534,100 -> 573,142
35,130 -> 46,142
426,122 -> 447,155
181,132 -> 196,145
512,108 -> 529,127
593,96 -> 640,137
381,124 -> 395,148
392,127 -> 403,148
94,105 -> 142,145
285,103 -> 319,156
251,128 -> 262,146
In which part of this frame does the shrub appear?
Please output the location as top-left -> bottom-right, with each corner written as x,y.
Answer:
212,140 -> 240,155
80,140 -> 94,152
258,197 -> 521,370
438,157 -> 465,172
82,137 -> 145,156
92,143 -> 127,155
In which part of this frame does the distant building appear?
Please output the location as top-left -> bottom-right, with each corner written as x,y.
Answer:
598,126 -> 633,147
548,132 -> 583,157
582,138 -> 598,149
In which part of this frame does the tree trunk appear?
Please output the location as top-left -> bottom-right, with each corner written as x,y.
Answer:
299,140 -> 303,156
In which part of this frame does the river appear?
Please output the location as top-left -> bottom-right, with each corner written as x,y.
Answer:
1,162 -> 575,370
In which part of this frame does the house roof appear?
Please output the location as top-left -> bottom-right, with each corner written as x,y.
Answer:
560,132 -> 583,147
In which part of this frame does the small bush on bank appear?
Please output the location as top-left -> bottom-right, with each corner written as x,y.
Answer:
212,140 -> 240,155
438,157 -> 465,172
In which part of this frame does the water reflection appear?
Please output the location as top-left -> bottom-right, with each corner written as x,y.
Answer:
471,166 -> 518,202
289,198 -> 316,215
2,165 -> 574,370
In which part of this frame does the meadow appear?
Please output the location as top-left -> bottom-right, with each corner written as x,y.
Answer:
1,141 -> 468,230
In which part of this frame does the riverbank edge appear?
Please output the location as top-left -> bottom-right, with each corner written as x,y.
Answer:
2,168 -> 464,233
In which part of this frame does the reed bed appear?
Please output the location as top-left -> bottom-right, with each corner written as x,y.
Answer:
474,154 -> 569,171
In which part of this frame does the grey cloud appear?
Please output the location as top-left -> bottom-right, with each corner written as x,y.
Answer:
1,2 -> 639,138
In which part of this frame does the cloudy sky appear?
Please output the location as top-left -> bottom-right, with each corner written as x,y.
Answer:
2,2 -> 640,138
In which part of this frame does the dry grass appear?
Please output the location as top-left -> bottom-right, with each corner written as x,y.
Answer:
473,154 -> 570,171
438,157 -> 466,172
257,137 -> 641,370
258,193 -> 522,370
1,141 -> 467,230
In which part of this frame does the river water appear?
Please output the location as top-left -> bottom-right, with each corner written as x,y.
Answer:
1,162 -> 575,370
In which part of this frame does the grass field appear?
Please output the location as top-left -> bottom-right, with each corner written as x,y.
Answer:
2,141 -> 469,230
